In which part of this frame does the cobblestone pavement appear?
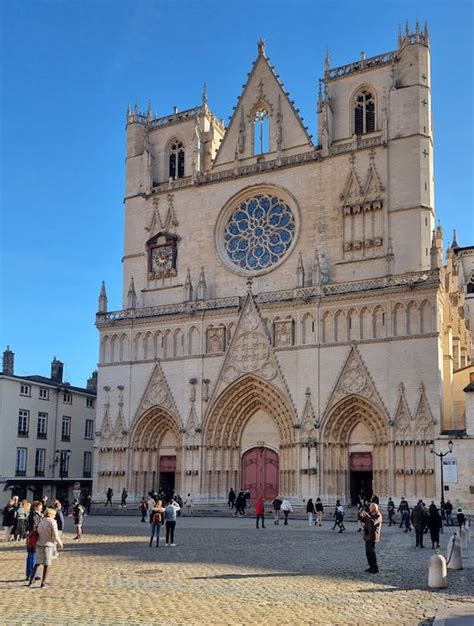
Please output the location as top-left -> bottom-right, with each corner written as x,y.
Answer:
0,514 -> 472,625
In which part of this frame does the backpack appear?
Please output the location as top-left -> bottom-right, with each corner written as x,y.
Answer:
152,511 -> 162,524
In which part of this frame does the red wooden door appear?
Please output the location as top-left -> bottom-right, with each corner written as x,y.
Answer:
241,447 -> 279,502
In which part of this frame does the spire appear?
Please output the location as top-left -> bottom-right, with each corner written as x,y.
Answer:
202,82 -> 208,107
127,277 -> 137,310
183,269 -> 193,302
424,22 -> 430,46
415,18 -> 420,40
312,248 -> 321,286
98,281 -> 108,313
257,38 -> 266,57
197,267 -> 207,300
324,47 -> 330,75
451,229 -> 459,249
430,230 -> 442,270
147,100 -> 152,121
397,24 -> 403,50
296,252 -> 305,288
386,238 -> 395,276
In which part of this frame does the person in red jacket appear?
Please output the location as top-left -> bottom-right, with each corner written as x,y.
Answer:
255,496 -> 265,529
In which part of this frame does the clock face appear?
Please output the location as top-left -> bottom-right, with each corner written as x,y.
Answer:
151,246 -> 174,272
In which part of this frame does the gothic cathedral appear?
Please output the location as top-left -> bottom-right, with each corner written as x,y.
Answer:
93,24 -> 473,507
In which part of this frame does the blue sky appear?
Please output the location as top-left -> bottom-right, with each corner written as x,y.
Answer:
1,0 -> 473,385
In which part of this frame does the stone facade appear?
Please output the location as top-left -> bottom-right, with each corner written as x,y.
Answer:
94,25 -> 473,506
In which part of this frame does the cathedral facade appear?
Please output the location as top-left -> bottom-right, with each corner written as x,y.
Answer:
93,25 -> 473,506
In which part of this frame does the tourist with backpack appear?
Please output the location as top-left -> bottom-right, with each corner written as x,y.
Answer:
149,500 -> 165,547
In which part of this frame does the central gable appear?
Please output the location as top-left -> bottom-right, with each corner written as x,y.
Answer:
213,41 -> 313,167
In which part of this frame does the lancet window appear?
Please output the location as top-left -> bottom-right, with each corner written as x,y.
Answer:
354,90 -> 375,135
253,108 -> 270,154
169,139 -> 185,179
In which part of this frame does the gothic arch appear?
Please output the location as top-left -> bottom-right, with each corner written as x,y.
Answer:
131,406 -> 182,451
321,395 -> 388,445
350,83 -> 378,135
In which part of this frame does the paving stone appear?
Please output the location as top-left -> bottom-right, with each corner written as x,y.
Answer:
0,515 -> 472,625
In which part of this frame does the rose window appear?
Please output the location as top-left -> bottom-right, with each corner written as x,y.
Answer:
223,194 -> 295,272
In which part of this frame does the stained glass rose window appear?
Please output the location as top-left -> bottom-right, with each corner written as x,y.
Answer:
223,194 -> 295,272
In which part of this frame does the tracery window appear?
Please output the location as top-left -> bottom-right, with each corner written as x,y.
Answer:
169,140 -> 185,179
253,109 -> 270,154
223,194 -> 295,272
354,90 -> 375,135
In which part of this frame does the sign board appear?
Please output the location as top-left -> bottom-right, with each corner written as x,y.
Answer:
443,458 -> 458,483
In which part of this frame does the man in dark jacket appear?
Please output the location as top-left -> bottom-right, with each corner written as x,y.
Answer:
360,502 -> 382,574
411,500 -> 428,548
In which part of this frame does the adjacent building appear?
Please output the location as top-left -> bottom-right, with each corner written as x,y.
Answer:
93,24 -> 473,506
0,347 -> 96,503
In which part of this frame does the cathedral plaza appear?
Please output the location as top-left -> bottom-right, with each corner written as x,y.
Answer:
0,515 -> 473,625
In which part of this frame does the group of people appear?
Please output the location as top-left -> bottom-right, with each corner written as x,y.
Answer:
138,494 -> 182,547
2,495 -> 86,588
228,488 -> 251,515
138,491 -> 193,523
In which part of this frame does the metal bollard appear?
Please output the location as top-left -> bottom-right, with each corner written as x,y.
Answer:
446,534 -> 463,570
428,551 -> 447,589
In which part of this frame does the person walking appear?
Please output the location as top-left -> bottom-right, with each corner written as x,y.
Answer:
84,494 -> 92,516
397,498 -> 409,528
457,508 -> 466,529
306,499 -> 316,527
28,508 -> 63,588
332,500 -> 346,533
281,499 -> 293,525
2,498 -> 16,542
139,497 -> 148,522
387,498 -> 395,526
183,494 -> 193,516
255,496 -> 265,529
411,500 -> 428,548
444,500 -> 454,526
234,491 -> 246,516
228,488 -> 236,509
164,499 -> 180,546
146,493 -> 156,522
149,500 -> 165,547
71,500 -> 84,540
428,505 -> 442,548
120,488 -> 128,508
105,488 -> 113,507
25,501 -> 43,581
15,500 -> 30,540
360,502 -> 382,574
272,496 -> 282,524
315,498 -> 324,526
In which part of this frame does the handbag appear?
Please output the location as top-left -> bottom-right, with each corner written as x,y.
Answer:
26,522 -> 40,549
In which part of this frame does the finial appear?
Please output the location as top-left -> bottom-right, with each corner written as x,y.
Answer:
202,82 -> 208,107
127,277 -> 137,309
257,39 -> 266,56
405,21 -> 410,37
415,18 -> 420,36
397,24 -> 403,49
134,103 -> 138,114
325,47 -> 330,74
451,229 -> 459,249
98,281 -> 108,313
147,100 -> 152,120
127,103 -> 131,117
424,22 -> 430,45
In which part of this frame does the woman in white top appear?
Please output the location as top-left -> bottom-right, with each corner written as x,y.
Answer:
28,508 -> 63,588
281,499 -> 293,526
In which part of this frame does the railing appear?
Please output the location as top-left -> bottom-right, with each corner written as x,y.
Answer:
326,51 -> 398,81
97,270 -> 439,325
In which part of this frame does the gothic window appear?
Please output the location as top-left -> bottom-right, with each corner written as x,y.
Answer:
354,90 -> 375,135
169,140 -> 185,179
146,232 -> 178,280
467,279 -> 474,294
253,109 -> 269,154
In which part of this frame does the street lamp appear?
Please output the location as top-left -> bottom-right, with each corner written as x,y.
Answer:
430,440 -> 453,517
53,449 -> 71,479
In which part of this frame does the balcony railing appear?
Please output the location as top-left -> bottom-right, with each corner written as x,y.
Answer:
15,469 -> 26,477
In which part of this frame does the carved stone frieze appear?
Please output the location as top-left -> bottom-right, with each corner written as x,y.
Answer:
273,320 -> 294,348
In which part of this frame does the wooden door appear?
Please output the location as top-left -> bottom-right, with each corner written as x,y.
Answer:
241,447 -> 279,502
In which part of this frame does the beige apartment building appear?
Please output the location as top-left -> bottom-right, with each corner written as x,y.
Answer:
93,24 -> 473,507
0,348 -> 96,503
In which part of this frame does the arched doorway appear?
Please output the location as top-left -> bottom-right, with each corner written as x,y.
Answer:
320,395 -> 389,502
242,447 -> 279,501
203,375 -> 296,500
130,407 -> 182,499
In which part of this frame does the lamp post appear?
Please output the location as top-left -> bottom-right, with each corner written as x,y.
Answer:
52,449 -> 71,500
430,440 -> 453,523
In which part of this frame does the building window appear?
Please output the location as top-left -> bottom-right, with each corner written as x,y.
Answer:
63,392 -> 72,404
354,90 -> 375,135
20,384 -> 31,397
61,416 -> 71,441
84,419 -> 94,439
37,413 -> 48,439
18,409 -> 29,437
59,450 -> 70,477
467,279 -> 474,294
35,449 -> 46,477
169,140 -> 185,179
16,448 -> 27,476
86,397 -> 95,409
39,388 -> 49,400
83,451 -> 92,478
253,108 -> 270,154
